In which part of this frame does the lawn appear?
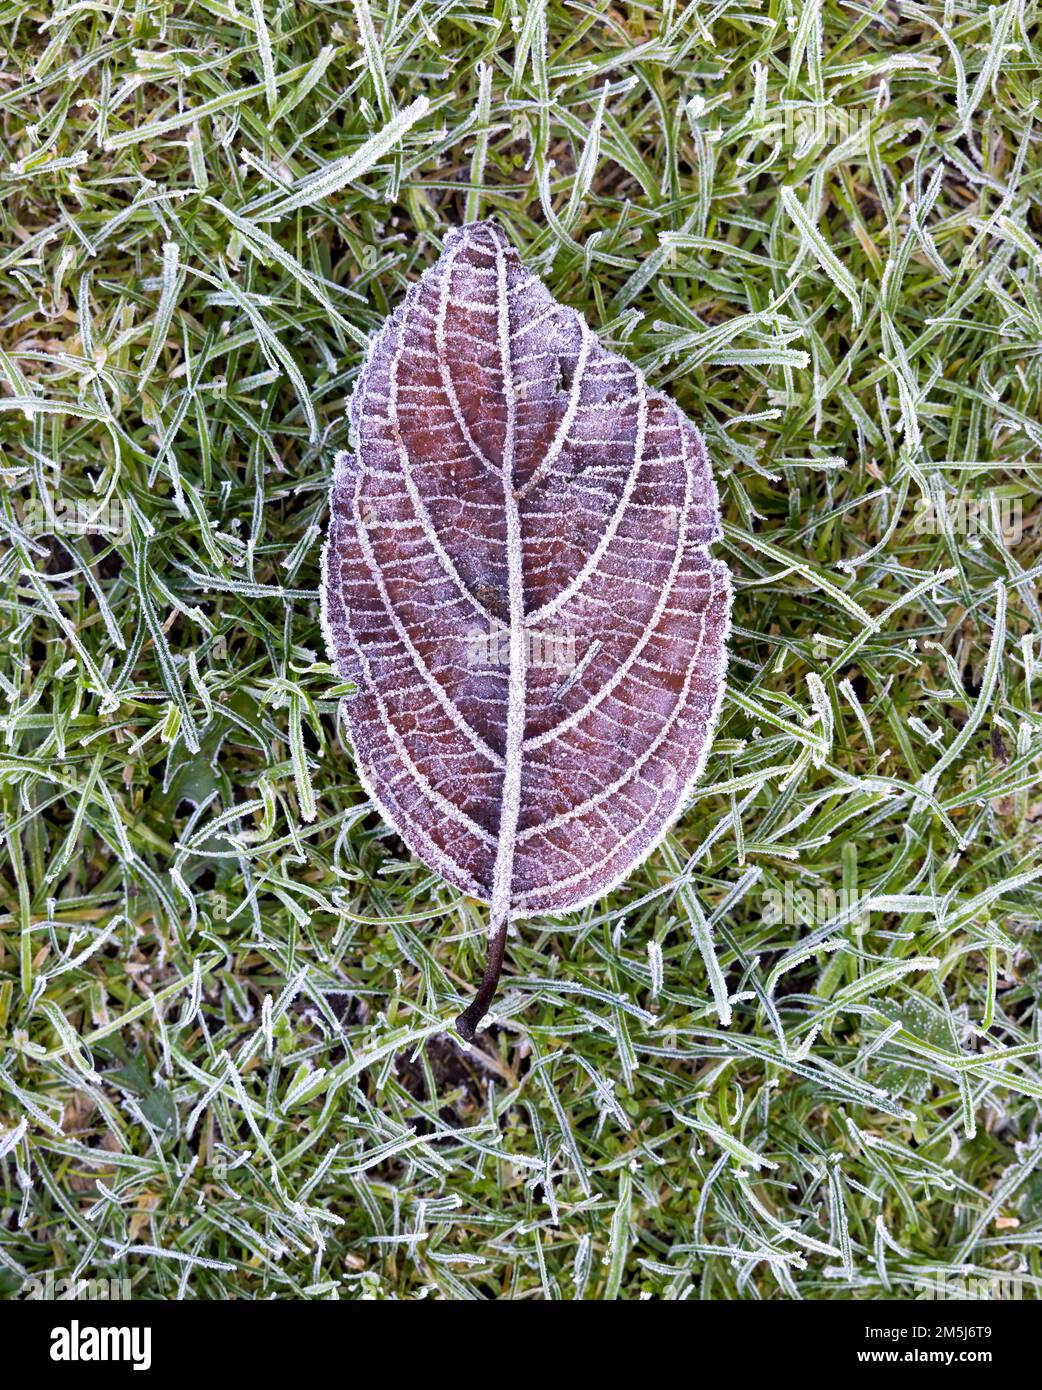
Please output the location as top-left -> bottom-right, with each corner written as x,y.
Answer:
1,0 -> 1041,1301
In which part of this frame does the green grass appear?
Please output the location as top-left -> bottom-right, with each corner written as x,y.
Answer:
2,0 -> 1042,1301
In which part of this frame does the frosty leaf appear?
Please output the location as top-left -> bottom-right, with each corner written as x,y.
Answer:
321,221 -> 731,1037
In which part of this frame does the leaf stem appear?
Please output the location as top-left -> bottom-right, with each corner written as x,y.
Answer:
455,917 -> 508,1041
